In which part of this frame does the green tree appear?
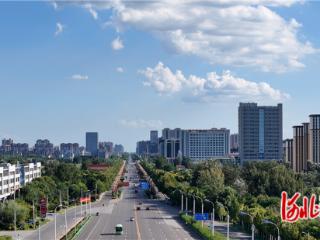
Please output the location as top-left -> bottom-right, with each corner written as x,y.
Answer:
192,161 -> 225,200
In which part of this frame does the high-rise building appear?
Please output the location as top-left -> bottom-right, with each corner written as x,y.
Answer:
0,139 -> 29,156
60,143 -> 80,159
283,139 -> 293,165
149,130 -> 159,155
150,130 -> 158,143
309,115 -> 320,164
238,103 -> 283,163
302,122 -> 310,169
289,115 -> 320,173
159,128 -> 182,161
136,141 -> 149,156
34,139 -> 54,157
182,128 -> 230,161
86,132 -> 98,156
230,134 -> 239,153
114,144 -> 124,155
293,126 -> 304,172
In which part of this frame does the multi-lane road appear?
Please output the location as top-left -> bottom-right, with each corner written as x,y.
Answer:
76,160 -> 199,240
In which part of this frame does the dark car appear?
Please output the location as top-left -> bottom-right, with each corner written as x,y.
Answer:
146,207 -> 150,210
136,206 -> 141,210
96,212 -> 99,216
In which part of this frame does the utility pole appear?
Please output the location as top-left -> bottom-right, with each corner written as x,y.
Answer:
13,188 -> 17,240
89,193 -> 91,215
80,188 -> 83,216
67,188 -> 69,207
38,204 -> 41,240
64,208 -> 68,240
95,182 -> 98,200
185,195 -> 188,215
33,201 -> 35,230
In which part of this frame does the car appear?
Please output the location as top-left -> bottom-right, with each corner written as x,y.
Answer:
135,189 -> 138,193
138,202 -> 142,205
96,212 -> 99,216
136,206 -> 141,210
130,217 -> 135,221
146,207 -> 150,210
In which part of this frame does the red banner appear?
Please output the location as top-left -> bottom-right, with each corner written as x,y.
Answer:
80,197 -> 91,203
39,197 -> 47,219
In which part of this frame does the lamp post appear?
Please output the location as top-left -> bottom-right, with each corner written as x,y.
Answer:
80,188 -> 83,216
64,207 -> 68,240
262,219 -> 280,240
173,189 -> 184,213
205,199 -> 215,236
13,187 -> 17,240
54,204 -> 62,240
240,211 -> 254,240
192,195 -> 196,216
194,196 -> 204,228
217,202 -> 229,240
185,194 -> 188,216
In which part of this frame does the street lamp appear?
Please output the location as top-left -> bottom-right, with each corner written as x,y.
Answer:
192,195 -> 196,216
173,189 -> 184,213
194,196 -> 204,228
262,219 -> 280,240
185,193 -> 189,216
217,202 -> 230,240
54,204 -> 62,240
240,211 -> 254,240
205,199 -> 215,236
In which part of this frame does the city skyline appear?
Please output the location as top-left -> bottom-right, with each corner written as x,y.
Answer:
1,1 -> 320,151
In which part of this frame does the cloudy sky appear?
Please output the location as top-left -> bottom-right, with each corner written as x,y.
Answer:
0,1 -> 319,151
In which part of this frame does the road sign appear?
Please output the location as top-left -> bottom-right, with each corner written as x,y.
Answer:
140,181 -> 150,190
194,213 -> 209,221
39,197 -> 47,219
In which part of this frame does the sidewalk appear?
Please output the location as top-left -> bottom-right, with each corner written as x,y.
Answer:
0,190 -> 111,240
204,220 -> 251,240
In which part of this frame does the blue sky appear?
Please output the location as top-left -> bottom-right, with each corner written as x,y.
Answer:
0,1 -> 319,151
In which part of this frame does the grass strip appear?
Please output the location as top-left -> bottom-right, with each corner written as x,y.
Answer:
180,213 -> 226,240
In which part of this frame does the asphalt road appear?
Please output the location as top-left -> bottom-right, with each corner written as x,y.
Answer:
76,160 -> 199,240
22,192 -> 109,240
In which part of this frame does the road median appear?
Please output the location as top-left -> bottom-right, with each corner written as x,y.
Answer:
180,213 -> 226,240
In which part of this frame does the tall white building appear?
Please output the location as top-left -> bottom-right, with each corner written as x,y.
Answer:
182,128 -> 230,161
0,162 -> 41,200
156,128 -> 230,161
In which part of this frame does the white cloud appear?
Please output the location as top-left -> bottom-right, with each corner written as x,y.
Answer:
116,67 -> 124,73
141,62 -> 289,102
55,22 -> 64,36
111,37 -> 124,50
71,74 -> 89,80
120,119 -> 163,129
83,3 -> 98,20
51,1 -> 58,10
84,0 -> 315,72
